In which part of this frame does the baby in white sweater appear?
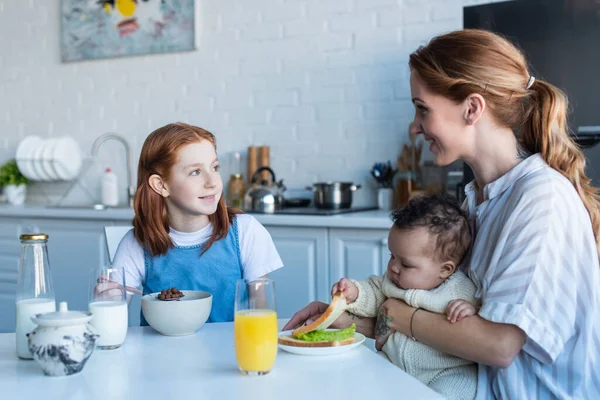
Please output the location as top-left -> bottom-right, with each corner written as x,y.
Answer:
333,194 -> 478,400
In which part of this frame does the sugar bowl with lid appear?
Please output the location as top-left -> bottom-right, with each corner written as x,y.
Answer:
27,301 -> 99,376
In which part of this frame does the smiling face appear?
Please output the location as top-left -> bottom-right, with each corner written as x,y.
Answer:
409,71 -> 472,167
386,226 -> 455,290
149,140 -> 223,228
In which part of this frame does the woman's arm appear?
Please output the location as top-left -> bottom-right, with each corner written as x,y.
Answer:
381,298 -> 526,368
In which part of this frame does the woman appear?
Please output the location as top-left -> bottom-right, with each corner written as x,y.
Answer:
284,29 -> 600,399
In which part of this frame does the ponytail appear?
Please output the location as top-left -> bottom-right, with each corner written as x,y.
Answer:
523,80 -> 600,254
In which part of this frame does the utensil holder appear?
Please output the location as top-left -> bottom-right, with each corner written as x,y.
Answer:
377,187 -> 394,211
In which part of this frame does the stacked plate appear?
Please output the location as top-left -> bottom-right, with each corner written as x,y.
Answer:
16,136 -> 82,181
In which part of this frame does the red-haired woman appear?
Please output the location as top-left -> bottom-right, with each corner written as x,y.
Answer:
112,122 -> 283,324
285,29 -> 600,399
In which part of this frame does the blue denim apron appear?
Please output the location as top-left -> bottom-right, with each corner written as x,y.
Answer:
141,217 -> 243,325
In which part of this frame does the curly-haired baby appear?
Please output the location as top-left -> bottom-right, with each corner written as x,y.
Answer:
332,194 -> 478,400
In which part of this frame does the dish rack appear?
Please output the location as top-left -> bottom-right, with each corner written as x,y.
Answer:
22,157 -> 99,207
14,135 -> 102,206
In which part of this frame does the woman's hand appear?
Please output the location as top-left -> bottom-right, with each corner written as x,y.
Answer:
281,301 -> 354,331
375,298 -> 416,350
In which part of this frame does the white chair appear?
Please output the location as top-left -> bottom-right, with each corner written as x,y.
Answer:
103,225 -> 141,326
104,225 -> 133,263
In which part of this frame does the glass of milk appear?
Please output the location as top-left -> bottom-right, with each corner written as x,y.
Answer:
88,265 -> 128,350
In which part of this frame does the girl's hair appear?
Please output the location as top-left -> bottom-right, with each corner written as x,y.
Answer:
409,28 -> 600,254
132,122 -> 241,257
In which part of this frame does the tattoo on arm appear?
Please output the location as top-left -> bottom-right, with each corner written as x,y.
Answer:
375,307 -> 393,337
350,313 -> 363,321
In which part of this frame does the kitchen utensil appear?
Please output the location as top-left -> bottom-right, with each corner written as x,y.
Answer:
371,161 -> 397,188
247,146 -> 257,186
421,161 -> 447,195
89,266 -> 128,350
284,198 -> 311,208
141,290 -> 212,336
32,142 -> 52,181
307,182 -> 361,209
27,301 -> 98,376
234,278 -> 277,376
16,136 -> 42,181
244,166 -> 286,213
259,146 -> 271,184
16,233 -> 56,360
157,296 -> 184,301
277,330 -> 366,356
397,126 -> 423,173
52,137 -> 82,181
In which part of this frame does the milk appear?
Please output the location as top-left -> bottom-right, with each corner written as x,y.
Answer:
89,301 -> 128,349
16,298 -> 56,359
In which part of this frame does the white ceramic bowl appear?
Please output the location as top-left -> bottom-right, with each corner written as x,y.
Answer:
141,291 -> 212,336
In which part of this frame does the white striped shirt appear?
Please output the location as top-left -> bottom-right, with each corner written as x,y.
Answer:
463,154 -> 600,399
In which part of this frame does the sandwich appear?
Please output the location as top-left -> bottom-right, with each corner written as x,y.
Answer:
279,292 -> 356,347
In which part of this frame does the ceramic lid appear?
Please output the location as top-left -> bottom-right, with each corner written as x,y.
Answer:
31,301 -> 92,327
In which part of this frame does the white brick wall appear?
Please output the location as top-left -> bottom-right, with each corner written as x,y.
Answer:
0,0 -> 505,206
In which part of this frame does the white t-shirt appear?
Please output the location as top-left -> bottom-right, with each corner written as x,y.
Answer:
112,214 -> 283,289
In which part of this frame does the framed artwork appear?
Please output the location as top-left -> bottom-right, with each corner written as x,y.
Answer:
61,0 -> 196,62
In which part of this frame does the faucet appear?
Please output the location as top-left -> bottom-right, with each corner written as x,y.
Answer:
91,133 -> 135,208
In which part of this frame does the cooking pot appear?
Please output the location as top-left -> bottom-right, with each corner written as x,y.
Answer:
307,182 -> 361,209
244,167 -> 286,213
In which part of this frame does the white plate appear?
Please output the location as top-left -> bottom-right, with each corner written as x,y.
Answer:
32,140 -> 52,181
52,137 -> 82,181
15,136 -> 41,181
41,138 -> 59,181
278,330 -> 366,356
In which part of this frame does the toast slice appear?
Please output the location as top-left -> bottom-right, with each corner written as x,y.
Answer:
291,292 -> 348,337
278,334 -> 355,348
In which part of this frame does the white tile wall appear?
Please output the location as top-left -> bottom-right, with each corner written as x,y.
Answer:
0,0 -> 506,206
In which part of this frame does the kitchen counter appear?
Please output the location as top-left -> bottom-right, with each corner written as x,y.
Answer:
0,204 -> 394,229
0,322 -> 442,400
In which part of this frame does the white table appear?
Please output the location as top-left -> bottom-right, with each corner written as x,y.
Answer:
0,322 -> 443,400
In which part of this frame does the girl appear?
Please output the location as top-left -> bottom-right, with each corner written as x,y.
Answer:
285,29 -> 600,399
112,122 -> 283,324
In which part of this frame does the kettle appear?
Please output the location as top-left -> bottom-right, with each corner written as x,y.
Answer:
244,167 -> 286,213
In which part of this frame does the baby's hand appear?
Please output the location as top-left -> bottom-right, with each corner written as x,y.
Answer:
446,299 -> 477,323
331,278 -> 359,304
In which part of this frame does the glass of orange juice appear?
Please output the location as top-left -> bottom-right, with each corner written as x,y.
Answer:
234,278 -> 278,376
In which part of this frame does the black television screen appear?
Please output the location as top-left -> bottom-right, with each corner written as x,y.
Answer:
462,0 -> 600,184
465,0 -> 600,134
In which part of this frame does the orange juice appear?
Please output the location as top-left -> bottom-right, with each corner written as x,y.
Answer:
234,309 -> 278,373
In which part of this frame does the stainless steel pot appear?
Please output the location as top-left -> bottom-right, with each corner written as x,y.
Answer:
307,182 -> 361,209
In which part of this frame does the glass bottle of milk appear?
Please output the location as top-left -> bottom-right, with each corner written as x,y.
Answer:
16,233 -> 56,359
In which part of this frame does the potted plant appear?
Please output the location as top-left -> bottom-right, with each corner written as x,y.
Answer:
0,159 -> 29,205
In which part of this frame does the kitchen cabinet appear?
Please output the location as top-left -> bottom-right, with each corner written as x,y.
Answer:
31,219 -> 112,317
0,218 -> 113,333
267,227 -> 328,319
328,228 -> 390,286
0,208 -> 392,333
0,220 -> 22,335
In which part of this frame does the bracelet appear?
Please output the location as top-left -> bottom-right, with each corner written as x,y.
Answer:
410,308 -> 421,341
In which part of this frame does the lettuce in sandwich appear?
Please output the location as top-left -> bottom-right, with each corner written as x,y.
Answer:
293,323 -> 356,342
